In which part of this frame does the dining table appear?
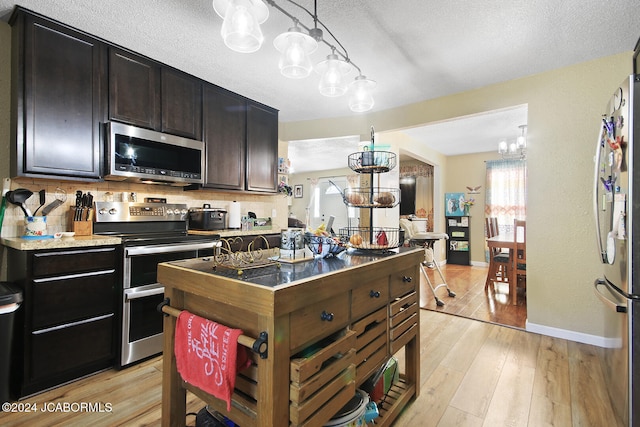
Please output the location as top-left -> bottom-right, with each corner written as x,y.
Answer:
486,232 -> 524,305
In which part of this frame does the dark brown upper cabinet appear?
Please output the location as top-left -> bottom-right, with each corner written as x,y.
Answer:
202,85 -> 246,191
10,9 -> 106,180
108,48 -> 202,140
246,102 -> 278,193
201,86 -> 278,193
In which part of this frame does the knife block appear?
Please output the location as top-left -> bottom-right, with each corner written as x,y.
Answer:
68,208 -> 93,236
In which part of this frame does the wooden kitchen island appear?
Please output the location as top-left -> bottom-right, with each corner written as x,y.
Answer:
157,247 -> 422,427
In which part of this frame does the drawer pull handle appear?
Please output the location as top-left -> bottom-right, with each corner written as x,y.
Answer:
370,290 -> 381,298
402,276 -> 412,283
320,311 -> 334,321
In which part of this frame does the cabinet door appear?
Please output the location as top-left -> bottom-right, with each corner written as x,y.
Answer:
161,68 -> 202,140
202,85 -> 246,190
108,48 -> 161,129
30,315 -> 114,381
13,13 -> 104,179
246,102 -> 278,192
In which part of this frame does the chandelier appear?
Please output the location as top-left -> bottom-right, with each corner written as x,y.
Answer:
212,0 -> 376,113
498,125 -> 527,159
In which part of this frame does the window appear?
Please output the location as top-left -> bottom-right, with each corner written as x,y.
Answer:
485,159 -> 527,236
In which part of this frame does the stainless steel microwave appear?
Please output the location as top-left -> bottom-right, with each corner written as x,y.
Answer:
104,122 -> 204,186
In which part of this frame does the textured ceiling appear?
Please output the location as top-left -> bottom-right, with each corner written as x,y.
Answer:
1,0 -> 638,171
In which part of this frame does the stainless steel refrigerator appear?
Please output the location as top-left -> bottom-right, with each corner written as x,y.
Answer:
593,70 -> 639,426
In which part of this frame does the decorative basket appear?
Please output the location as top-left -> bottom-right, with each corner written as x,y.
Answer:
342,187 -> 400,208
305,234 -> 347,258
339,227 -> 402,250
348,151 -> 397,173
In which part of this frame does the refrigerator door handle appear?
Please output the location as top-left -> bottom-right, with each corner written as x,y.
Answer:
593,124 -> 608,264
593,278 -> 627,313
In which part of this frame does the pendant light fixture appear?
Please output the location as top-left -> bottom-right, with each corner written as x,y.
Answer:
213,0 -> 269,53
348,75 -> 376,112
213,0 -> 376,112
316,49 -> 351,97
273,23 -> 318,79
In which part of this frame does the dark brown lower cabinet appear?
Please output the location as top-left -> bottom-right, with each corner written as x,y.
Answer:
8,246 -> 119,398
30,316 -> 114,380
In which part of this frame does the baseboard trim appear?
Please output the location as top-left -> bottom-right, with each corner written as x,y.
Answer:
526,321 -> 622,348
471,261 -> 489,267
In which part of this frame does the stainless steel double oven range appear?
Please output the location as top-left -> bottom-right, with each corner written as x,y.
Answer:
93,201 -> 219,368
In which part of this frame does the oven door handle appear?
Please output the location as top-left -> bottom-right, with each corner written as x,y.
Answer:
125,241 -> 218,257
125,286 -> 165,301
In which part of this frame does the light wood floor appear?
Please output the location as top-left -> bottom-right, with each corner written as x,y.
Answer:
420,263 -> 527,329
4,271 -> 618,426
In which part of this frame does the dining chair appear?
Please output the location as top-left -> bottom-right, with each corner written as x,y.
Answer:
484,217 -> 510,290
490,217 -> 499,237
514,219 -> 526,286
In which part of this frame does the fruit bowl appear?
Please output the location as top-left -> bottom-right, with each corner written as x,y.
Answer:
305,234 -> 347,258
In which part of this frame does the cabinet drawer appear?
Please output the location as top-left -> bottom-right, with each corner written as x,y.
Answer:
389,266 -> 418,298
32,270 -> 116,329
290,329 -> 356,397
390,291 -> 418,327
351,307 -> 388,382
389,292 -> 418,354
351,276 -> 389,320
30,314 -> 114,380
32,247 -> 117,277
290,293 -> 349,351
290,365 -> 355,426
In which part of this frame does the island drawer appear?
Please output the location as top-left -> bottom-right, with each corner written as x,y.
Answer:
389,266 -> 418,298
390,291 -> 418,354
351,306 -> 388,383
290,329 -> 356,426
290,292 -> 350,351
350,276 -> 389,320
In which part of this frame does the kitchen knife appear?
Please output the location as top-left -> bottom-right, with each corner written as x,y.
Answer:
74,190 -> 81,221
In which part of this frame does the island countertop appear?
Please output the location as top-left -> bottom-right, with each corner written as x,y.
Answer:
160,246 -> 422,290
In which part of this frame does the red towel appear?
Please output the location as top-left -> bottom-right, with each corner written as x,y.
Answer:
174,311 -> 251,411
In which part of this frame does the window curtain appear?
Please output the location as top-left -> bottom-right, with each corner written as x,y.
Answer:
400,164 -> 434,231
484,159 -> 527,260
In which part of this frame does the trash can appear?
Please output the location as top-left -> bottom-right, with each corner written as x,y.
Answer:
0,282 -> 22,404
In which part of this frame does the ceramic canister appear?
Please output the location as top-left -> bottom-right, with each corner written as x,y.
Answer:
25,216 -> 47,236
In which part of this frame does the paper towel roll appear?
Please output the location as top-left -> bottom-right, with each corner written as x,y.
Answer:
228,201 -> 241,229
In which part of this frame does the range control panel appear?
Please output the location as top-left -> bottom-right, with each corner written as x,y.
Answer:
94,202 -> 188,222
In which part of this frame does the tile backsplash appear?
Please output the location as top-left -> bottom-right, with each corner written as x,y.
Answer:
1,178 -> 289,238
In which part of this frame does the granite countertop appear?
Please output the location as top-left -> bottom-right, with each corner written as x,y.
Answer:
1,235 -> 122,250
1,228 -> 277,251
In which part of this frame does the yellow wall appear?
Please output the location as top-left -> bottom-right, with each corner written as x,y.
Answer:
0,14 -> 632,341
444,151 -> 503,263
281,52 -> 632,341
